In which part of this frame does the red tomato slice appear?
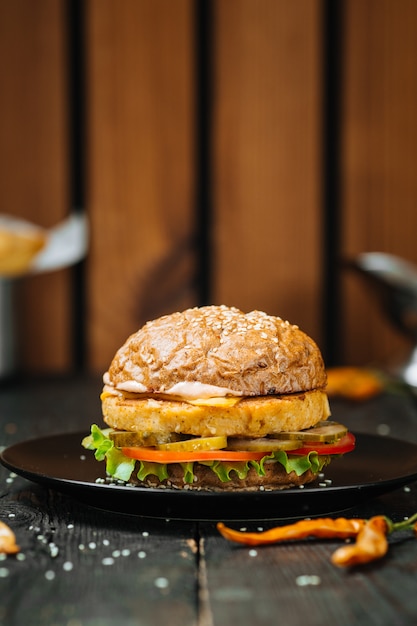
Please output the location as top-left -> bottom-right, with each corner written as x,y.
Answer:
288,432 -> 356,456
121,447 -> 267,463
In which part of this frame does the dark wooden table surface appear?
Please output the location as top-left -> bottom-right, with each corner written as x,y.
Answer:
1,375 -> 417,626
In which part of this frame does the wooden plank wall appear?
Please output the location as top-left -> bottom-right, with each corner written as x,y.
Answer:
1,0 -> 417,375
85,0 -> 196,371
341,0 -> 417,368
0,0 -> 72,371
212,0 -> 323,342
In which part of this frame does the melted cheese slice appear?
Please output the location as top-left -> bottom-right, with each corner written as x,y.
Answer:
184,397 -> 241,407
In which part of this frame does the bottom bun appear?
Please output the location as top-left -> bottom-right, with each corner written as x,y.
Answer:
126,458 -> 330,492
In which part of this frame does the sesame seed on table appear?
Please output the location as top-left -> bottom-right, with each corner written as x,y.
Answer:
1,375 -> 417,626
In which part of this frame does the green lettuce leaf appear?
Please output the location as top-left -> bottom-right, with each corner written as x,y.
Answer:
82,425 -> 330,485
200,460 -> 251,482
82,424 -> 135,480
105,446 -> 136,481
269,450 -> 330,476
180,462 -> 195,484
137,461 -> 169,482
82,424 -> 113,460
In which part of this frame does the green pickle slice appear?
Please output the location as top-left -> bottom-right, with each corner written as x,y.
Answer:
108,421 -> 347,453
109,431 -> 181,447
157,435 -> 228,452
227,437 -> 302,452
271,421 -> 347,443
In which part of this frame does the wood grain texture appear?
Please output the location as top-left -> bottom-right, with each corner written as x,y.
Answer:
0,376 -> 198,625
201,526 -> 417,626
85,0 -> 197,371
212,0 -> 323,344
0,488 -> 198,626
341,0 -> 417,366
3,379 -> 417,625
4,1 -> 417,375
199,390 -> 417,626
0,0 -> 72,372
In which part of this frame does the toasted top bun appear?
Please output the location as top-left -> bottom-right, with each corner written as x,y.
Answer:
105,305 -> 327,398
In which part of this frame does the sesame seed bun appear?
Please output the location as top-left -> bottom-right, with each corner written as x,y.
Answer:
105,305 -> 327,397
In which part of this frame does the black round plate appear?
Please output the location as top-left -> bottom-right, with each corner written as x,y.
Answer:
2,432 -> 417,521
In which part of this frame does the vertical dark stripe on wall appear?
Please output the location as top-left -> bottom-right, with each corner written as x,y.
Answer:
195,0 -> 214,305
67,0 -> 86,370
322,0 -> 344,366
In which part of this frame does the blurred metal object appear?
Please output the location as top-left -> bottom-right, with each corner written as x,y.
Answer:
348,252 -> 417,390
0,279 -> 16,378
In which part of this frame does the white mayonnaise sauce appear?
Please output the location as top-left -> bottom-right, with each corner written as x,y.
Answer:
102,373 -> 241,399
162,381 -> 241,399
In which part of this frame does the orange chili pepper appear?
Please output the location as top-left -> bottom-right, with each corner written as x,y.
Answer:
326,367 -> 384,401
331,515 -> 388,568
217,517 -> 366,546
0,520 -> 19,555
218,512 -> 417,568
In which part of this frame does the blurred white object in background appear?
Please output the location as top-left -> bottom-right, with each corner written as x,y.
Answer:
31,212 -> 88,274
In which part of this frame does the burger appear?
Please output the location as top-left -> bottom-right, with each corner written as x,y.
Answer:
83,305 -> 355,491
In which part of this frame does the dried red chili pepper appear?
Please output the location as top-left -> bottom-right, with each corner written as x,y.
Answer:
331,516 -> 389,567
0,520 -> 19,554
217,517 -> 366,546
